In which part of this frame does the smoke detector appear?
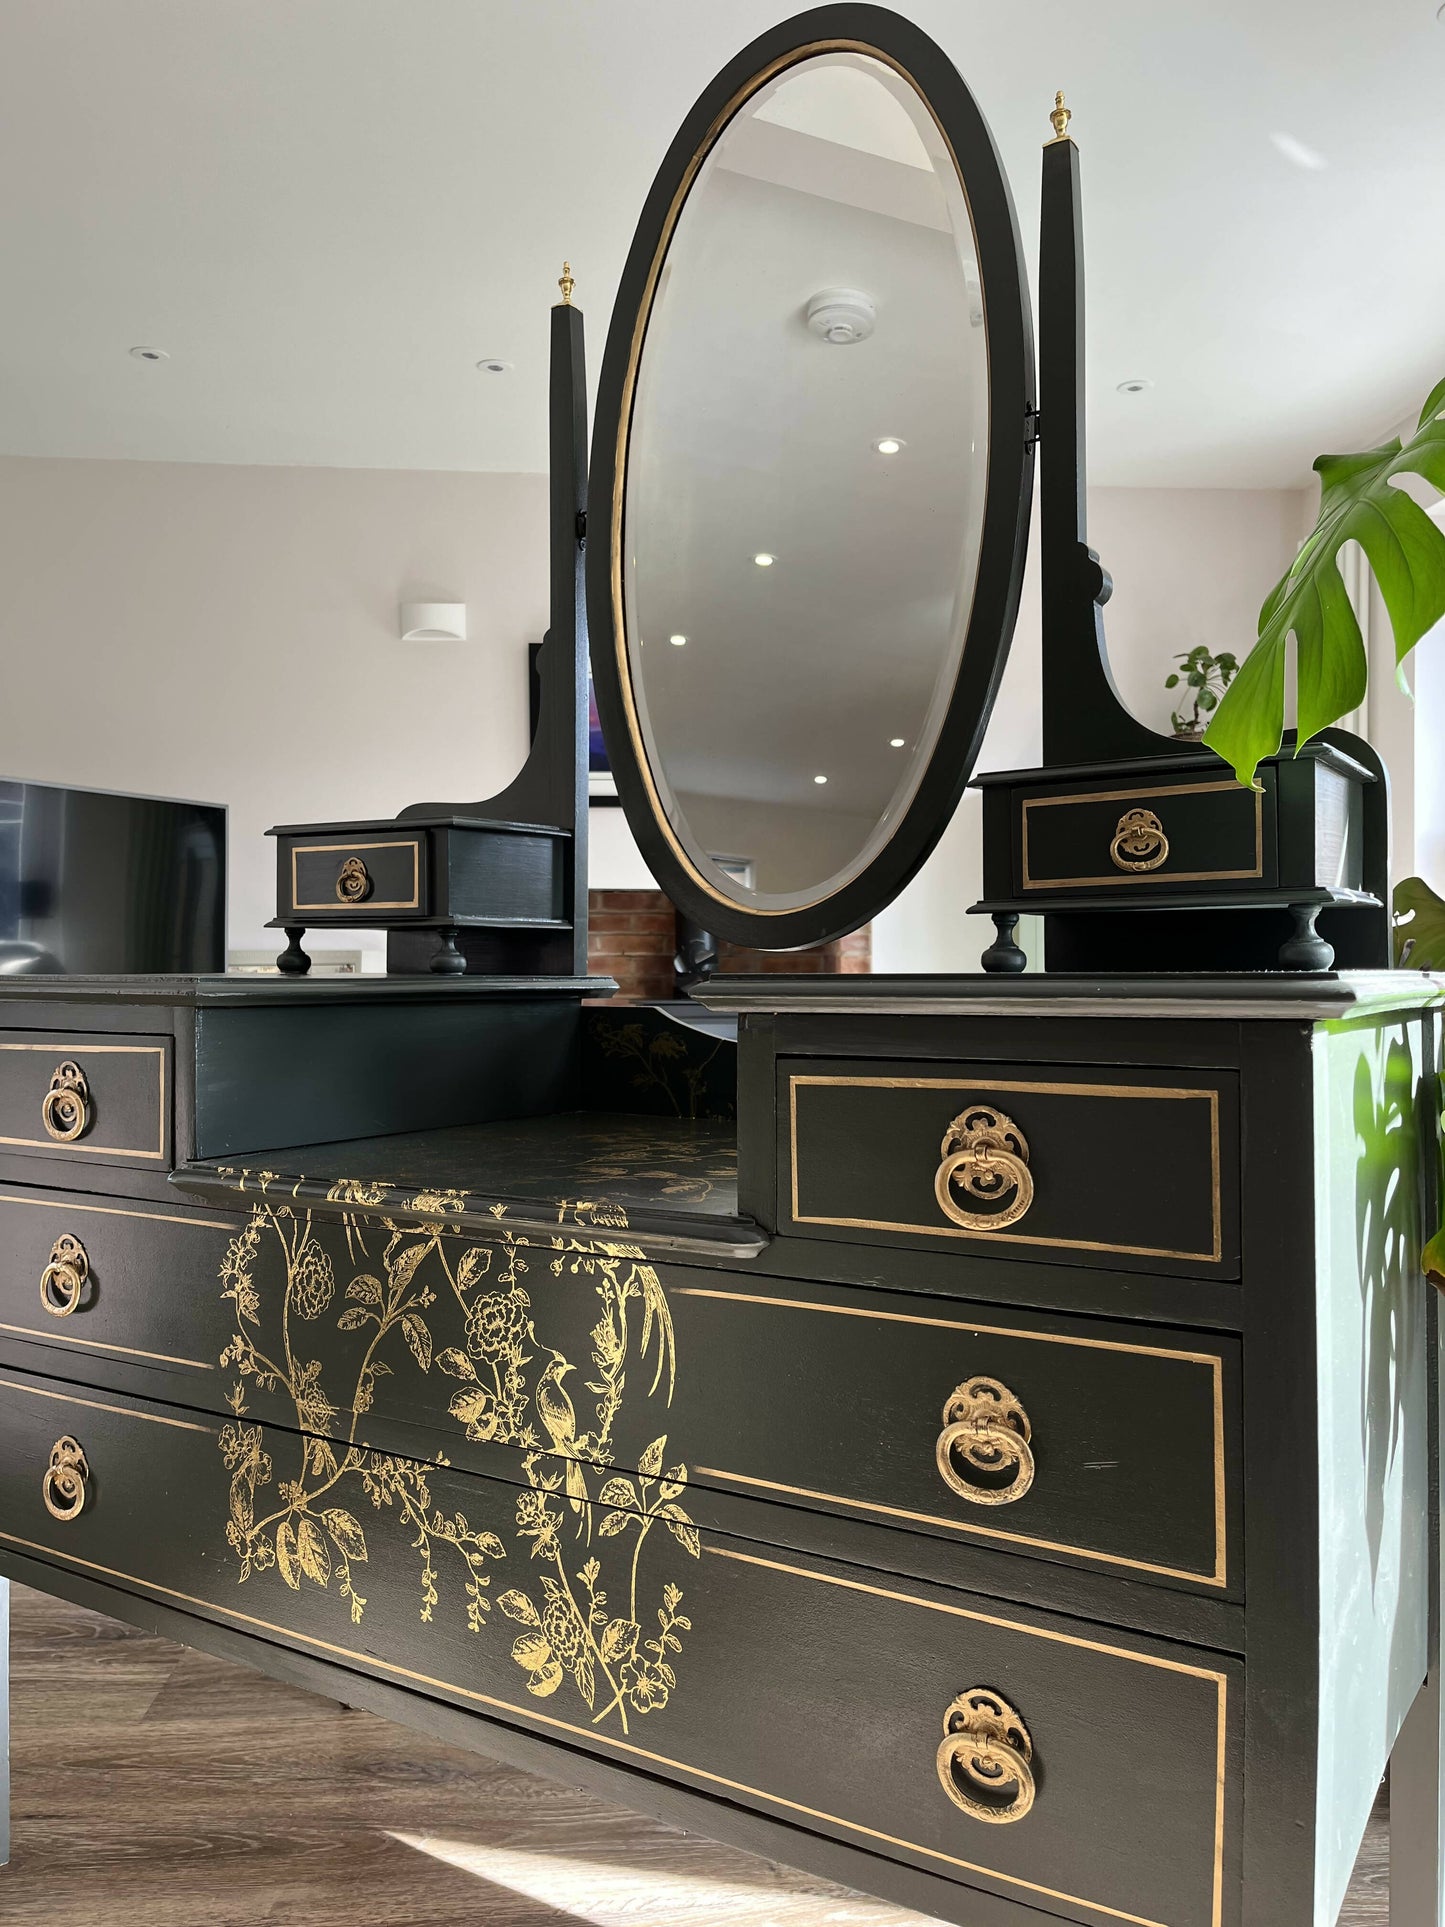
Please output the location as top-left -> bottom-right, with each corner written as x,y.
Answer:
806,289 -> 876,345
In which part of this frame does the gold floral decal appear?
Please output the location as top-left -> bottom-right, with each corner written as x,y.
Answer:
214,1168 -> 699,1731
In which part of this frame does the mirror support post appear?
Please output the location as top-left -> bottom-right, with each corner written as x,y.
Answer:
1038,121 -> 1162,765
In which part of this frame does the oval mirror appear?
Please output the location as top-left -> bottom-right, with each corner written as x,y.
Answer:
589,6 -> 1034,949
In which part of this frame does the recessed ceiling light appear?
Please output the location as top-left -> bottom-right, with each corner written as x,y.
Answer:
129,346 -> 168,362
753,552 -> 775,567
1116,377 -> 1153,395
476,358 -> 513,374
889,737 -> 906,747
669,633 -> 687,647
874,437 -> 905,455
813,773 -> 828,785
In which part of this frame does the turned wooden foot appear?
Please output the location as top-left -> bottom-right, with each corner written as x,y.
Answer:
275,927 -> 312,975
431,928 -> 467,975
981,912 -> 1027,974
1278,903 -> 1334,972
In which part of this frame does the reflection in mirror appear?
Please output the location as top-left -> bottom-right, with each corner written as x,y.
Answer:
624,52 -> 990,913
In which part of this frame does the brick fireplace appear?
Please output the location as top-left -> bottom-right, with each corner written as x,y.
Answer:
588,890 -> 871,1000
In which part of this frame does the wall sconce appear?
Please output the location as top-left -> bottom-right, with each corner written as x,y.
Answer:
399,601 -> 467,642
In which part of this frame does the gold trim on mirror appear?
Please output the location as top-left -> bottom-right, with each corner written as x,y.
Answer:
609,38 -> 991,917
290,840 -> 421,913
1021,780 -> 1263,890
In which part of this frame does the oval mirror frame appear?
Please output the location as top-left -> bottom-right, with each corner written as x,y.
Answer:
588,3 -> 1035,951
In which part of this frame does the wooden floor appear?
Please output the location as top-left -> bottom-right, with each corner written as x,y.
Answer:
2,1580 -> 1388,1926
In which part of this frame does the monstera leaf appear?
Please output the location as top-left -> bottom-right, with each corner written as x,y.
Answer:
1205,376 -> 1445,787
1394,876 -> 1445,968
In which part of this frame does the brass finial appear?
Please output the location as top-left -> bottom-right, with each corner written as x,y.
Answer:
1049,91 -> 1073,143
558,261 -> 575,305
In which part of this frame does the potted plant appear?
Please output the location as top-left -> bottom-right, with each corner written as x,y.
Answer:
1203,374 -> 1445,787
1165,646 -> 1239,740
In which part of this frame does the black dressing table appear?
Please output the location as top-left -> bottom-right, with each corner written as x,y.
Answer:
3,12 -> 1444,1927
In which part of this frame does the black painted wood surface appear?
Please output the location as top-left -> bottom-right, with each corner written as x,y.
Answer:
784,1057 -> 1237,1278
0,1031 -> 170,1169
0,1358 -> 1238,1927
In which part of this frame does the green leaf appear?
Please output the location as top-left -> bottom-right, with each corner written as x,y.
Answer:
1206,376 -> 1445,786
1393,876 -> 1445,967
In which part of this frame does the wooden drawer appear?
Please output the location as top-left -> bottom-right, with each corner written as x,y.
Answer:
281,833 -> 428,918
1017,773 -> 1274,894
0,1031 -> 171,1167
783,1059 -> 1238,1277
0,1189 -> 234,1382
669,1278 -> 1238,1594
0,1362 -> 1238,1927
139,1190 -> 1236,1598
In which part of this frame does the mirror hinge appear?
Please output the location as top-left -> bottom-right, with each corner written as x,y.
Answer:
575,510 -> 588,545
1025,407 -> 1041,449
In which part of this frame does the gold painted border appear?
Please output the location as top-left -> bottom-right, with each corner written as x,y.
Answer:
0,1193 -> 234,1231
1020,780 -> 1264,891
677,1285 -> 1228,1587
290,839 -> 422,913
0,1042 -> 168,1160
0,1375 -> 212,1431
609,39 -> 992,916
0,1409 -> 1228,1927
788,1074 -> 1224,1264
0,1195 -> 234,1368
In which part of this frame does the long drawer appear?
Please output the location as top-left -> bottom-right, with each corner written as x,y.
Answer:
0,1361 -> 1238,1927
783,1058 -> 1239,1277
0,1031 -> 171,1167
40,1189 -> 1235,1597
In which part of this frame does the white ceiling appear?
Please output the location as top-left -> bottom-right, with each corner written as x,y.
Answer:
2,0 -> 1443,487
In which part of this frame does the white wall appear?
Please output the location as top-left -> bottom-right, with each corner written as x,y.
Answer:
1088,486 -> 1310,737
0,457 -> 1316,976
0,455 -> 547,963
871,484 -> 1308,971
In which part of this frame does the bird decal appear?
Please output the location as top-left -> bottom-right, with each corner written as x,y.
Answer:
536,1349 -> 592,1530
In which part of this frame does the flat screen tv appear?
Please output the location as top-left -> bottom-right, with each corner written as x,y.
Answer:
0,778 -> 225,975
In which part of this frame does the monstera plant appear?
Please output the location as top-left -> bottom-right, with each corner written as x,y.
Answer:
1204,376 -> 1445,788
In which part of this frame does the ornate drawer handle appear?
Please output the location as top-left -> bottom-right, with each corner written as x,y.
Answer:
41,1060 -> 93,1142
934,1106 -> 1034,1231
1110,807 -> 1169,872
937,1688 -> 1036,1825
936,1376 -> 1034,1506
42,1435 -> 90,1522
40,1233 -> 90,1318
335,855 -> 374,903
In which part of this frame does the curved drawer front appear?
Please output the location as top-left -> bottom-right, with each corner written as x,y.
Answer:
0,1190 -> 235,1379
784,1060 -> 1239,1276
0,1365 -> 1236,1927
669,1281 -> 1238,1593
0,1031 -> 170,1166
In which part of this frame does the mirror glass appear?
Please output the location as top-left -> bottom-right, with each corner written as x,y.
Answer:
622,51 -> 991,912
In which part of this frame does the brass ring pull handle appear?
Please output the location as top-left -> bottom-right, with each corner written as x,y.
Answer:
42,1435 -> 90,1522
40,1060 -> 93,1143
1110,807 -> 1169,872
936,1688 -> 1036,1825
936,1376 -> 1034,1506
934,1107 -> 1034,1232
40,1233 -> 90,1318
335,855 -> 374,903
